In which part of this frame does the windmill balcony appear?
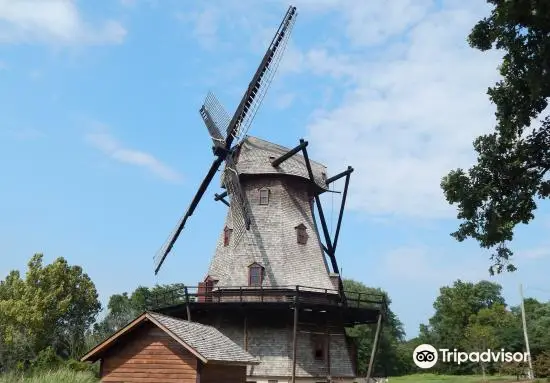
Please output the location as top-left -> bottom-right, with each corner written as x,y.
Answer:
145,284 -> 386,313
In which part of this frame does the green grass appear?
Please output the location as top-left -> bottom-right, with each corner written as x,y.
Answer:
0,369 -> 98,383
389,374 -> 533,382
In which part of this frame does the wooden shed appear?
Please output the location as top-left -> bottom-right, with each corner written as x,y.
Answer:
81,311 -> 258,383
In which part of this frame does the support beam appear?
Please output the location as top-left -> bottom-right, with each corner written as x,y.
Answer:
271,139 -> 308,167
214,193 -> 230,207
325,317 -> 331,381
332,167 -> 353,254
291,288 -> 299,383
214,191 -> 227,200
325,165 -> 353,185
244,315 -> 248,351
366,313 -> 383,382
301,143 -> 346,304
184,287 -> 191,321
301,143 -> 334,262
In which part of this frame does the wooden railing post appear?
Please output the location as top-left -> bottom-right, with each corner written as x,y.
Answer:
184,286 -> 192,321
291,285 -> 299,383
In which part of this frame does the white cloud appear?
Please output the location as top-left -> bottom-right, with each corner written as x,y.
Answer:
384,246 -> 486,284
517,247 -> 549,260
273,92 -> 296,110
85,131 -> 183,183
176,7 -> 220,50
285,0 -> 504,219
0,0 -> 126,45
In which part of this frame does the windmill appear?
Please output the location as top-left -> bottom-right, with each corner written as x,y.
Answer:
147,6 -> 388,381
154,6 -> 297,275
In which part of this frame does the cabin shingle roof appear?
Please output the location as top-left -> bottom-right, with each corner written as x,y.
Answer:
81,312 -> 258,365
149,312 -> 258,364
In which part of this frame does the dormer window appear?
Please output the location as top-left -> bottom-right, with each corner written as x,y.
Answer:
248,262 -> 264,286
259,188 -> 270,205
295,224 -> 308,245
223,226 -> 233,247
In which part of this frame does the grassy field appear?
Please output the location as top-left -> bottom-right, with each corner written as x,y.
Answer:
0,371 -> 545,383
390,374 -> 540,382
0,369 -> 98,383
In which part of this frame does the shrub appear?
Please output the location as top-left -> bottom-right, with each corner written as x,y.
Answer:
534,352 -> 550,378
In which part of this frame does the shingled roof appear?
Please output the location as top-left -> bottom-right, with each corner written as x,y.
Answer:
224,136 -> 329,193
81,311 -> 258,365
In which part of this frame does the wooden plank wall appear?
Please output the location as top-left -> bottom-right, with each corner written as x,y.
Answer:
101,323 -> 197,382
200,364 -> 247,383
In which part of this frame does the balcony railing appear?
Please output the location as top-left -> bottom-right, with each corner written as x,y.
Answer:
144,284 -> 386,312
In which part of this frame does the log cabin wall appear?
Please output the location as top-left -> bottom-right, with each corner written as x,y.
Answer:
200,363 -> 247,383
100,323 -> 197,382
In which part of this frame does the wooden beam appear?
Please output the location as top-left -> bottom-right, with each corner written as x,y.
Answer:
366,313 -> 383,381
301,145 -> 334,260
332,168 -> 352,255
244,315 -> 248,351
185,286 -> 192,321
325,317 -> 331,381
214,193 -> 230,207
291,287 -> 299,383
271,139 -> 308,167
325,166 -> 353,185
301,144 -> 346,304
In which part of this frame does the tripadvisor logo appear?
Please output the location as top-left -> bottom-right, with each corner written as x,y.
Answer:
412,344 -> 529,369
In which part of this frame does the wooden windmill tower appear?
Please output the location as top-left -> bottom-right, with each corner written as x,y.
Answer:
151,6 -> 386,382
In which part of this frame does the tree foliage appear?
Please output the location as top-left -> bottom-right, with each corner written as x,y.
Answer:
419,278 -> 550,377
0,254 -> 101,371
441,0 -> 550,274
91,283 -> 186,343
343,279 -> 409,376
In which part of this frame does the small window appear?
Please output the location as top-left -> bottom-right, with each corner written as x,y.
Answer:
295,224 -> 308,245
313,335 -> 325,360
259,188 -> 269,205
223,226 -> 232,247
248,263 -> 263,286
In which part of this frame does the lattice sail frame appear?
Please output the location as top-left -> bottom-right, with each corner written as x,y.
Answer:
228,8 -> 296,143
223,156 -> 251,247
201,92 -> 231,145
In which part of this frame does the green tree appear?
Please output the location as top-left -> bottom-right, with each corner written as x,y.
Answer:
441,0 -> 550,275
0,254 -> 101,370
92,283 -> 186,342
343,279 -> 406,377
510,298 -> 550,359
419,280 -> 506,374
464,304 -> 513,377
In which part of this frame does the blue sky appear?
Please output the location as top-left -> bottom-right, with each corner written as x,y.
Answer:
1,0 -> 549,339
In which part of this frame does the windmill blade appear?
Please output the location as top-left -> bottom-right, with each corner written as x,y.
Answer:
224,5 -> 297,147
154,156 -> 224,274
223,154 -> 251,245
200,91 -> 231,148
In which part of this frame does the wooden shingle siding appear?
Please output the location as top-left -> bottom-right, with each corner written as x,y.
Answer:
208,177 -> 335,290
201,364 -> 247,383
101,324 -> 197,382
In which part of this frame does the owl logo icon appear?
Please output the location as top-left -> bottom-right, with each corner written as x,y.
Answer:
413,344 -> 438,368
